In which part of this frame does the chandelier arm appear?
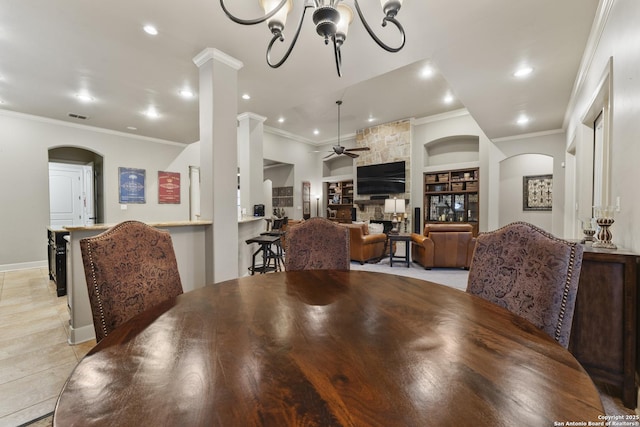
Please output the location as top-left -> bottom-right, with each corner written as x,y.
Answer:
353,0 -> 406,53
333,38 -> 343,78
266,5 -> 312,68
219,0 -> 289,26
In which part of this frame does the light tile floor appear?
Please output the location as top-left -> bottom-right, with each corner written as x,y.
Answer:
0,268 -> 95,427
0,266 -> 636,426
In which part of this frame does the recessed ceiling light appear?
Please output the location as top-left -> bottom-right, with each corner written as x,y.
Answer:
277,117 -> 285,123
517,115 -> 529,125
143,25 -> 158,36
443,93 -> 454,104
514,66 -> 533,78
420,66 -> 434,79
313,129 -> 319,135
145,108 -> 160,119
75,93 -> 94,102
179,89 -> 195,98
127,126 -> 138,131
367,116 -> 376,123
242,94 -> 251,100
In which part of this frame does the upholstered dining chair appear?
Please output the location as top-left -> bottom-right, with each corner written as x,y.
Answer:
80,220 -> 184,342
284,217 -> 350,271
466,221 -> 583,348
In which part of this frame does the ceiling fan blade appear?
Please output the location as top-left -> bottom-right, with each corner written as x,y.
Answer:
344,152 -> 359,158
344,147 -> 370,152
324,153 -> 336,159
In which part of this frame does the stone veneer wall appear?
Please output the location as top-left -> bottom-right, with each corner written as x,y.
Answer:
355,120 -> 412,230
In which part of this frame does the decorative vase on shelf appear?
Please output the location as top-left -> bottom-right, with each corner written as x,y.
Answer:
592,206 -> 617,249
580,217 -> 596,245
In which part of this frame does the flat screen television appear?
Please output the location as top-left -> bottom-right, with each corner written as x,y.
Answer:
357,161 -> 406,195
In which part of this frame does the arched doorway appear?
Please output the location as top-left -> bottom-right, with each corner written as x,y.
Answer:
48,147 -> 104,225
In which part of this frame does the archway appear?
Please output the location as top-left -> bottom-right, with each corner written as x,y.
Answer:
48,147 -> 104,225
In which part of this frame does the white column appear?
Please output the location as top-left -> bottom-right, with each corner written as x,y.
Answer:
193,48 -> 243,284
237,112 -> 267,215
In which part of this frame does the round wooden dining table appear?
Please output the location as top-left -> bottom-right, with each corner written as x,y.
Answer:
54,270 -> 604,426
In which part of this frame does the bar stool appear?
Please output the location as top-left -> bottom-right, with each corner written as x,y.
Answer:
261,217 -> 287,267
245,235 -> 283,275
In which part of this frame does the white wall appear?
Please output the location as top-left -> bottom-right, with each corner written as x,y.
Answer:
565,0 -> 640,252
412,111 -> 492,232
262,129 -> 322,220
0,111 -> 199,269
493,131 -> 567,236
499,154 -> 554,230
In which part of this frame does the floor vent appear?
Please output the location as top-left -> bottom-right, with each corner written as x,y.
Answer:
68,113 -> 88,120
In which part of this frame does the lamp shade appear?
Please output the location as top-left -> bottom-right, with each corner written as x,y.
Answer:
384,199 -> 395,214
384,198 -> 405,214
259,0 -> 292,27
336,4 -> 354,38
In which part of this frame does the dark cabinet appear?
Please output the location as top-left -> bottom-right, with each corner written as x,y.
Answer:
47,228 -> 69,297
569,246 -> 639,408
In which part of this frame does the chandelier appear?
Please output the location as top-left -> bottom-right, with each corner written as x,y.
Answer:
220,0 -> 406,77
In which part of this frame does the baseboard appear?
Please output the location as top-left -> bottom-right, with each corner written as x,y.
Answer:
69,324 -> 96,345
0,260 -> 48,272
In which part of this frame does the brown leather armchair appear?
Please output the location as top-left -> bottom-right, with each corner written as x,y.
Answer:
342,223 -> 387,264
411,223 -> 476,269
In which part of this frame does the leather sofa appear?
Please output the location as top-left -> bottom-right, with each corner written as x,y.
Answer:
411,223 -> 476,269
342,223 -> 387,264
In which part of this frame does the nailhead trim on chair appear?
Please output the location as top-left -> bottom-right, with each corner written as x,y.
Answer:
84,241 -> 110,339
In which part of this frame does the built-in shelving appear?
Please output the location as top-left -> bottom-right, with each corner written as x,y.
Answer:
423,167 -> 479,235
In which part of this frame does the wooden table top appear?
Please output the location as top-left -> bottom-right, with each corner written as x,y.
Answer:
54,271 -> 604,426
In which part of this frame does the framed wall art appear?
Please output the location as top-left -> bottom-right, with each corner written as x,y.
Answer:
523,174 -> 552,211
158,171 -> 181,204
119,167 -> 146,204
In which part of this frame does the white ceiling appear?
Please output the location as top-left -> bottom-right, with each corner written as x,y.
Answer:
0,1 -> 600,145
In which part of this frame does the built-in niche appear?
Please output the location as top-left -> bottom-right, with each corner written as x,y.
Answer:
423,136 -> 479,168
264,161 -> 294,217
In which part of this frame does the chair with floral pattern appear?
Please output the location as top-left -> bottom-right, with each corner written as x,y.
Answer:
80,221 -> 184,342
466,221 -> 583,348
284,217 -> 350,271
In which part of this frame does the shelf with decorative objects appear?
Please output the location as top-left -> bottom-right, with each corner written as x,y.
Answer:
423,167 -> 479,236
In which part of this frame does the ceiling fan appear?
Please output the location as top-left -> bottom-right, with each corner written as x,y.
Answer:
323,100 -> 370,159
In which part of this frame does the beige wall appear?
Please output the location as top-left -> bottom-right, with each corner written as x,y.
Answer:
564,0 -> 640,252
0,111 -> 199,269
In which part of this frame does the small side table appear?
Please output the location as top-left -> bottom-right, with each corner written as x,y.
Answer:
389,233 -> 411,267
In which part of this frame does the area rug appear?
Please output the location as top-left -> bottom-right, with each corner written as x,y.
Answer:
350,242 -> 469,291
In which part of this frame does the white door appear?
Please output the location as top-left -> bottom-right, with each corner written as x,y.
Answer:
49,163 -> 83,226
82,164 -> 95,225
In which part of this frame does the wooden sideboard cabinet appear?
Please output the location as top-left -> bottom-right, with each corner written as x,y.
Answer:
569,246 -> 639,408
47,227 -> 69,297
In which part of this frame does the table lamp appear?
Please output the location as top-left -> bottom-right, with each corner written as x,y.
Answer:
384,197 -> 405,234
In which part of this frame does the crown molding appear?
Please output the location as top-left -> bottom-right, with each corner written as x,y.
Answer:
412,108 -> 469,126
0,109 -> 187,146
193,48 -> 244,70
237,112 -> 267,123
491,128 -> 564,143
562,0 -> 614,130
